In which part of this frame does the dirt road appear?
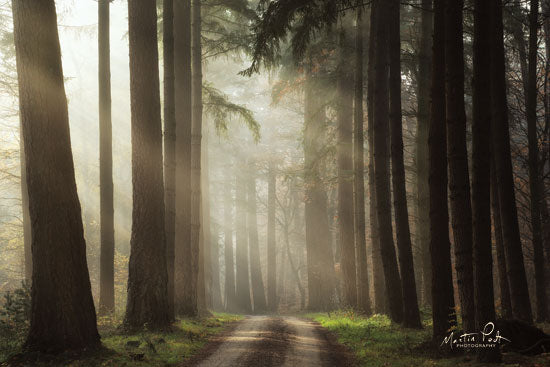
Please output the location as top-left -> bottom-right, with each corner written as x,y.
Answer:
183,316 -> 356,367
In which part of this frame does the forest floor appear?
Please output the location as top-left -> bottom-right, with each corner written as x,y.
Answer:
306,310 -> 550,367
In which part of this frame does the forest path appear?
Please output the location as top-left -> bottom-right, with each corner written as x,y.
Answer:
182,316 -> 356,367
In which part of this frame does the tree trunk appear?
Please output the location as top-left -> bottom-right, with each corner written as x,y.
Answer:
354,4 -> 371,315
13,0 -> 100,351
267,162 -> 277,312
201,134 -> 213,310
416,0 -> 433,308
247,169 -> 267,313
211,219 -> 222,311
444,0 -> 475,334
389,0 -> 421,328
472,0 -> 500,361
20,122 -> 31,284
373,0 -> 403,324
235,166 -> 252,313
190,0 -> 203,315
429,0 -> 457,341
174,0 -> 194,317
366,3 -> 387,314
489,0 -> 534,324
163,0 -> 176,321
337,22 -> 358,309
125,0 -> 170,329
223,166 -> 237,312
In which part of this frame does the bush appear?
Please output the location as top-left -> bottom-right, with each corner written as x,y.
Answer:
0,282 -> 30,361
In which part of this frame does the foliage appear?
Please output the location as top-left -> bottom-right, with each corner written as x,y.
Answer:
0,282 -> 30,361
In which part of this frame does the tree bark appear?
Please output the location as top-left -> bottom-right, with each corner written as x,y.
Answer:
235,166 -> 252,313
489,0 -> 534,324
20,122 -> 31,284
163,0 -> 176,321
174,0 -> 194,317
444,0 -> 476,334
125,0 -> 170,330
13,0 -> 101,351
389,0 -> 421,328
472,0 -> 500,361
429,0 -> 457,341
267,162 -> 277,312
201,134 -> 213,310
373,0 -> 404,324
223,166 -> 237,312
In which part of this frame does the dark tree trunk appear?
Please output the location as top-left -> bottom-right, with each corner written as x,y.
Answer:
174,0 -> 194,317
354,5 -> 371,315
373,0 -> 403,324
304,63 -> 336,311
526,0 -> 548,323
366,3 -> 387,314
201,136 -> 213,309
489,0 -> 534,324
125,0 -> 170,329
13,0 -> 100,351
163,0 -> 176,321
444,0 -> 476,334
416,0 -> 433,308
337,22 -> 358,309
429,0 -> 457,341
491,156 -> 513,319
389,0 -> 421,328
235,167 -> 252,313
247,170 -> 267,313
472,0 -> 500,361
267,162 -> 277,312
99,0 -> 115,316
191,0 -> 203,314
223,166 -> 237,312
20,123 -> 31,284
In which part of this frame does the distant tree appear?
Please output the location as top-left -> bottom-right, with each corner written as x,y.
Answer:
235,164 -> 252,313
267,162 -> 278,311
12,0 -> 100,351
223,166 -> 237,312
125,0 -> 170,329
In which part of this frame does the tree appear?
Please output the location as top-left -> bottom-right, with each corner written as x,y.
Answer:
235,165 -> 252,313
12,0 -> 100,351
174,0 -> 194,317
489,0 -> 533,324
337,20 -> 357,309
389,0 -> 421,328
429,0 -> 457,341
354,4 -> 371,315
163,0 -> 176,320
416,0 -> 433,308
20,124 -> 31,283
373,0 -> 403,324
472,0 -> 500,361
444,0 -> 475,334
224,166 -> 237,312
125,0 -> 170,329
247,168 -> 267,312
267,162 -> 277,311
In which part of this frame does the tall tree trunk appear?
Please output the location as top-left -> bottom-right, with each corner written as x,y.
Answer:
416,0 -> 433,308
235,166 -> 252,313
373,0 -> 403,324
526,0 -> 548,322
211,219 -> 222,311
191,0 -> 203,315
304,62 -> 336,311
247,169 -> 267,313
389,0 -> 421,328
201,134 -> 213,310
429,0 -> 457,341
20,123 -> 31,284
223,166 -> 237,312
98,0 -> 115,316
163,0 -> 176,321
491,156 -> 513,319
366,3 -> 387,314
13,0 -> 100,351
489,0 -> 534,324
267,162 -> 277,312
472,0 -> 500,361
125,0 -> 170,329
174,0 -> 194,317
444,0 -> 476,334
354,4 -> 371,315
337,22 -> 358,309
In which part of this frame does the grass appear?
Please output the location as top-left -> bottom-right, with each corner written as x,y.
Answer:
0,312 -> 243,367
305,310 -> 550,367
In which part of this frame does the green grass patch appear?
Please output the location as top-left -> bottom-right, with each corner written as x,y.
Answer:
305,310 -> 550,367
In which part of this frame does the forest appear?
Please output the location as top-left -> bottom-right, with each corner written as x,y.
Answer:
0,0 -> 550,366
